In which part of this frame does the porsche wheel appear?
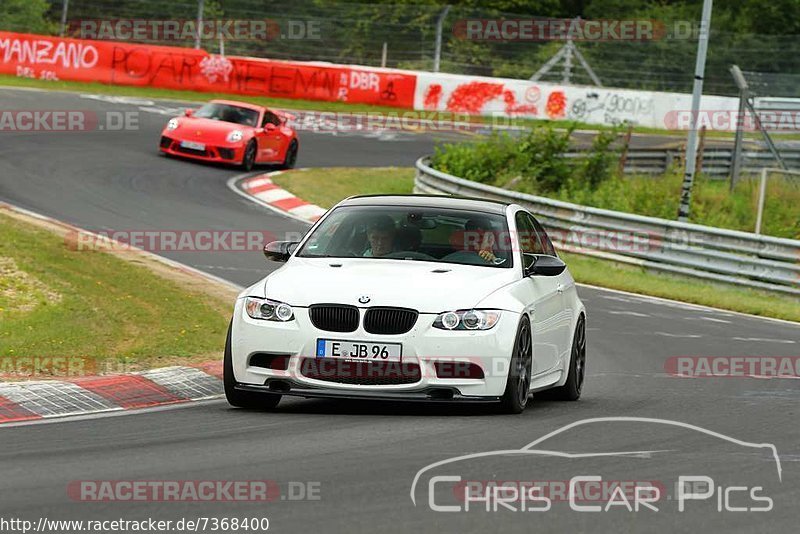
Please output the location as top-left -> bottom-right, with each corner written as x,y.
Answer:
499,317 -> 533,414
241,141 -> 257,171
224,321 -> 281,410
280,140 -> 298,170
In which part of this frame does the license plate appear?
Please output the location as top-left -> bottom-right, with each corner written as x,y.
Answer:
316,339 -> 402,362
180,140 -> 205,151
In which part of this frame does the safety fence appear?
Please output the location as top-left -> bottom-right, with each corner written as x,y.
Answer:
414,157 -> 800,296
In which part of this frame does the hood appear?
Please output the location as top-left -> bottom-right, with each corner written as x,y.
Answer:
260,257 -> 518,313
172,117 -> 247,140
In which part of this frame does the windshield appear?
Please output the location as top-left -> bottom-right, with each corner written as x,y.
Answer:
297,205 -> 513,268
193,103 -> 259,126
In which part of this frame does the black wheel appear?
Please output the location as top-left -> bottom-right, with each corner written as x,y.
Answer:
241,141 -> 257,171
499,317 -> 533,414
280,139 -> 298,170
223,321 -> 281,409
538,314 -> 586,401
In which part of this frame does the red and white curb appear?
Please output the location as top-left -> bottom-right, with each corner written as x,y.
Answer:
0,362 -> 223,424
235,171 -> 327,224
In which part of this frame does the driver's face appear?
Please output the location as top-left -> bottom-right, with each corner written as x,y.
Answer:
368,230 -> 394,256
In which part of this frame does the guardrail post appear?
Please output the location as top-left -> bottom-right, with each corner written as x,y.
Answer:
617,123 -> 633,176
59,0 -> 70,37
695,126 -> 707,176
433,6 -> 452,73
194,0 -> 205,50
755,167 -> 769,235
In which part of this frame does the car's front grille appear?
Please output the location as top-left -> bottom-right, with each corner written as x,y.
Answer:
218,147 -> 235,160
363,307 -> 418,335
309,304 -> 359,332
299,359 -> 421,385
159,136 -> 173,148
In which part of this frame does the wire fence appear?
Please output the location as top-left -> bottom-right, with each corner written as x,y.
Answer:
2,0 -> 798,97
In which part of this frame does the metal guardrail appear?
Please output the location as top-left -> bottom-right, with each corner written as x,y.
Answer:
568,148 -> 800,176
415,157 -> 800,296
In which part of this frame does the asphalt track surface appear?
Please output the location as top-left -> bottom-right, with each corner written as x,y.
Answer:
0,87 -> 798,533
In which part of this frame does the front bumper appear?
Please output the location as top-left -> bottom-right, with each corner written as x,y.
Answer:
230,299 -> 521,399
159,135 -> 243,164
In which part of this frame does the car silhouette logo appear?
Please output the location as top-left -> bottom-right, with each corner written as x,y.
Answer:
358,296 -> 371,304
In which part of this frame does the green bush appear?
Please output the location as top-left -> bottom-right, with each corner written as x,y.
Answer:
430,125 -> 800,239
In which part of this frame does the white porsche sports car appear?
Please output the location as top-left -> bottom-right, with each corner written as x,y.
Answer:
225,195 -> 586,413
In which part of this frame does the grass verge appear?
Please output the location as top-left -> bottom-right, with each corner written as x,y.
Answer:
272,167 -> 415,208
0,208 -> 234,378
272,167 -> 800,322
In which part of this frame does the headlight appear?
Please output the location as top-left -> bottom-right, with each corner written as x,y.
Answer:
167,118 -> 179,130
433,309 -> 501,331
226,130 -> 243,142
245,297 -> 294,322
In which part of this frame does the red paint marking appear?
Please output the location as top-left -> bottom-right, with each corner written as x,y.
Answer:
446,82 -> 505,114
423,84 -> 442,109
73,375 -> 185,409
272,197 -> 308,211
0,396 -> 41,423
545,90 -> 566,119
248,182 -> 279,195
195,361 -> 223,379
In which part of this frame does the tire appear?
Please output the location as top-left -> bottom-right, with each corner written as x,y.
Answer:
223,321 -> 281,409
280,139 -> 298,170
538,314 -> 586,401
499,317 -> 533,414
240,141 -> 257,171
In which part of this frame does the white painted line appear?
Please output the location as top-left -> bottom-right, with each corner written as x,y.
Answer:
607,310 -> 650,317
732,337 -> 796,344
697,316 -> 733,324
226,172 -> 315,226
254,188 -> 295,203
655,332 -> 703,338
576,283 -> 800,327
243,177 -> 273,189
0,398 -> 226,429
289,204 -> 327,219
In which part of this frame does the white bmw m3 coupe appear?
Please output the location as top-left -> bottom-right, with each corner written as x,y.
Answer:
225,195 -> 586,413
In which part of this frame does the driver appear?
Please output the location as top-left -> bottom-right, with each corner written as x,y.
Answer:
363,215 -> 396,257
465,217 -> 498,263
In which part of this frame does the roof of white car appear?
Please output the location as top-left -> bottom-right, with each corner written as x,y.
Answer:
338,194 -> 510,214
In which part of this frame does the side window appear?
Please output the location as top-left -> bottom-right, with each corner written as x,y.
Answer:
516,212 -> 545,254
515,212 -> 542,270
262,112 -> 281,127
527,214 -> 557,257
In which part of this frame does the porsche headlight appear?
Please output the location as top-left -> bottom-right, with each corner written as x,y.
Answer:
226,130 -> 244,143
433,309 -> 501,331
245,297 -> 294,322
167,118 -> 179,130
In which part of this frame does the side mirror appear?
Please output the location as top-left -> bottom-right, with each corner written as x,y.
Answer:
264,123 -> 277,131
524,254 -> 566,277
184,108 -> 194,117
263,241 -> 299,262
